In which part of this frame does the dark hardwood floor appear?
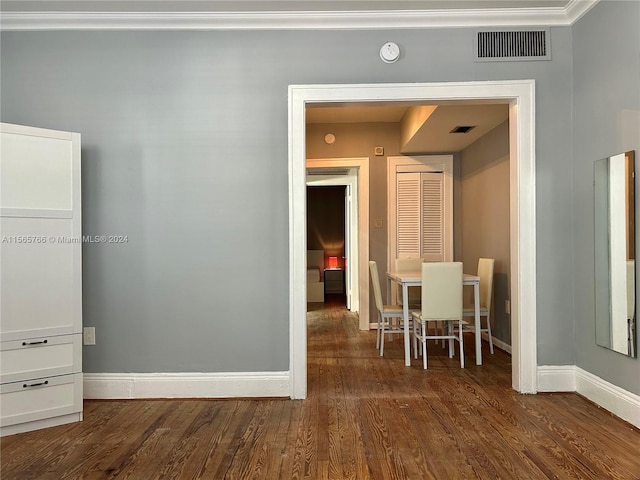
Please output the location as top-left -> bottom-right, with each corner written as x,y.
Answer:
2,296 -> 639,479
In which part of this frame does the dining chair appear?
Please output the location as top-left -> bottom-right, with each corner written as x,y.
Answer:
411,262 -> 464,369
397,257 -> 443,348
459,258 -> 495,354
369,260 -> 405,356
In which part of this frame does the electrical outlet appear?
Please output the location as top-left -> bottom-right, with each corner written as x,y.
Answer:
83,327 -> 96,345
505,300 -> 511,315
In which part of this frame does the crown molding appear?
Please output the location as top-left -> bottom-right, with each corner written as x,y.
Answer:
0,2 -> 600,31
565,0 -> 599,23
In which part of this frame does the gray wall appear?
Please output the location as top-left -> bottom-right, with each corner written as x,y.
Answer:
572,0 -> 640,394
460,121 -> 511,345
1,27 -> 575,374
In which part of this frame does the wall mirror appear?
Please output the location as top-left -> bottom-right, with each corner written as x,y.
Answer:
595,150 -> 636,357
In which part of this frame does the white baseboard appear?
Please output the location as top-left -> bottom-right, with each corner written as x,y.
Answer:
84,372 -> 290,399
536,365 -> 577,392
574,368 -> 640,429
83,367 -> 638,428
537,365 -> 640,429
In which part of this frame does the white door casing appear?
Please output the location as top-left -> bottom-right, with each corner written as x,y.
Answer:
290,80 -> 536,399
306,158 -> 369,325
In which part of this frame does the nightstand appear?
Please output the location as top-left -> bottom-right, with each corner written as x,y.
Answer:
324,268 -> 344,294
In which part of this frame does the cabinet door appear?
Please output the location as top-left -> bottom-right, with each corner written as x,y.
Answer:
0,124 -> 81,341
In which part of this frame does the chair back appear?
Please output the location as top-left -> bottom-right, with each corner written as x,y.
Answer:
395,258 -> 423,306
421,262 -> 463,320
477,258 -> 495,310
369,261 -> 384,313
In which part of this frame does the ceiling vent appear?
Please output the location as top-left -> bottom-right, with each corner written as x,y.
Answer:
450,126 -> 475,134
474,28 -> 550,62
307,168 -> 350,176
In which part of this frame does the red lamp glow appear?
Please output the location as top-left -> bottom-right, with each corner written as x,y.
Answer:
328,256 -> 338,269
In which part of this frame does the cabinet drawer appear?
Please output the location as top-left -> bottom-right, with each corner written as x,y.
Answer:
0,373 -> 82,428
0,334 -> 81,384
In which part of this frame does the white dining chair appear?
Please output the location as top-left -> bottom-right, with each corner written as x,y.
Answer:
369,260 -> 405,356
459,258 -> 495,354
397,257 -> 443,348
411,262 -> 464,369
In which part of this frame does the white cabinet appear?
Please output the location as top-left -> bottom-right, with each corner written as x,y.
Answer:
0,123 -> 82,437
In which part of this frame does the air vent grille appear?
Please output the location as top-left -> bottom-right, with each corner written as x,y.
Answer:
475,28 -> 550,62
307,168 -> 350,176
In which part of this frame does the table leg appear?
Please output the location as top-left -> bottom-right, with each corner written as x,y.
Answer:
474,281 -> 482,365
403,283 -> 411,366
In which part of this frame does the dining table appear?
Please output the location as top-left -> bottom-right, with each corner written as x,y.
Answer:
387,270 -> 482,367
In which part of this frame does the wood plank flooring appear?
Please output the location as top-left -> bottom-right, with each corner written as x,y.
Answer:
2,296 -> 639,479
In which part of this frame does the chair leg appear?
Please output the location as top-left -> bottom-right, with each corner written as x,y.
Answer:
422,321 -> 428,369
458,319 -> 465,368
413,318 -> 421,359
379,316 -> 385,356
485,314 -> 494,354
447,321 -> 454,358
376,314 -> 381,350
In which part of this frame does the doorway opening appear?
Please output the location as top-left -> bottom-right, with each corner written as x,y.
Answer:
307,169 -> 359,311
289,81 -> 537,399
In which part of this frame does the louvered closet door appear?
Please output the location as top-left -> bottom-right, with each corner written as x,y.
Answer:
396,172 -> 421,258
396,172 -> 444,261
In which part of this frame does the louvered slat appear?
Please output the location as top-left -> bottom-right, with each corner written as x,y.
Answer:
397,174 -> 421,258
422,175 -> 444,261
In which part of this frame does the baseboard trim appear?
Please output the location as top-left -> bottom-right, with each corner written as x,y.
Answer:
84,372 -> 290,399
537,365 -> 640,428
536,365 -> 577,392
574,367 -> 640,429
